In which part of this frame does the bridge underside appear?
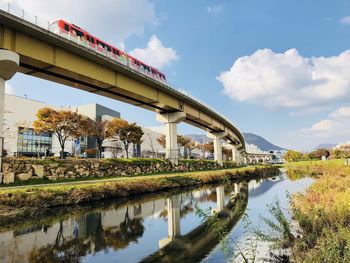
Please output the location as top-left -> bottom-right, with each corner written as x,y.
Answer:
0,11 -> 245,150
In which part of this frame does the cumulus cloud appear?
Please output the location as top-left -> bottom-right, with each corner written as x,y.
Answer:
217,48 -> 350,109
207,4 -> 224,14
129,35 -> 178,69
329,106 -> 350,118
10,0 -> 158,44
298,106 -> 350,140
340,16 -> 350,24
5,83 -> 15,95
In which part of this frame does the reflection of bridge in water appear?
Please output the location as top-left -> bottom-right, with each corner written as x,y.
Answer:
0,182 -> 249,263
141,182 -> 249,263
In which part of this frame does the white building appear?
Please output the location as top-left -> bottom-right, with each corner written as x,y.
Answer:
3,94 -> 164,158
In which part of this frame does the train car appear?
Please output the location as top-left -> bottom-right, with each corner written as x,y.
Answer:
49,20 -> 166,82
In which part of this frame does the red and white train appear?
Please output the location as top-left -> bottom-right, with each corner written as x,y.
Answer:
49,20 -> 166,82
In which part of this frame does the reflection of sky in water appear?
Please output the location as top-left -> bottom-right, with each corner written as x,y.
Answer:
0,172 -> 312,263
81,190 -> 220,263
203,174 -> 313,263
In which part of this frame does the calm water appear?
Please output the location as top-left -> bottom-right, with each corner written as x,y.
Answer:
0,169 -> 313,263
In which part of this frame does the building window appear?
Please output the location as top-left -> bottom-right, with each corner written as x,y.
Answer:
17,127 -> 52,156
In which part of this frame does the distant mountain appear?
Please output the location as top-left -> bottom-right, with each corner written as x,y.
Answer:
186,132 -> 285,151
314,143 -> 336,150
243,133 -> 286,151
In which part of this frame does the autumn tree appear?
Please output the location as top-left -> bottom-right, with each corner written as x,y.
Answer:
331,144 -> 350,159
33,108 -> 84,159
109,118 -> 144,158
284,150 -> 303,162
309,149 -> 330,160
85,119 -> 113,159
222,147 -> 232,160
204,142 -> 214,154
177,135 -> 191,158
156,135 -> 166,148
186,140 -> 199,158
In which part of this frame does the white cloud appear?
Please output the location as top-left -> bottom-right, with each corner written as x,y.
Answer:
129,35 -> 178,69
282,106 -> 350,150
329,106 -> 350,119
289,106 -> 330,117
290,106 -> 350,146
5,83 -> 15,95
10,0 -> 158,44
340,16 -> 350,24
207,4 -> 224,14
217,48 -> 350,109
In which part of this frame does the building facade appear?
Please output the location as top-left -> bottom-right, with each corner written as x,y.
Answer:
3,94 -> 165,158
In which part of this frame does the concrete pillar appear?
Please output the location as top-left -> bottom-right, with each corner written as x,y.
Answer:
231,146 -> 238,164
216,186 -> 225,212
0,50 -> 19,177
237,151 -> 242,166
207,131 -> 227,165
156,112 -> 186,164
243,156 -> 247,165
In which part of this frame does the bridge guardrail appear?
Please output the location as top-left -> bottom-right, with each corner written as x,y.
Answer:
0,0 -> 246,152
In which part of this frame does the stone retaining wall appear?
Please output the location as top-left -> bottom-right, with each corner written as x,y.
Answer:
1,158 -> 236,184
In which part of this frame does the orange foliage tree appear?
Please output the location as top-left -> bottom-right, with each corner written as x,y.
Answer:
84,119 -> 113,159
33,108 -> 85,159
108,118 -> 144,158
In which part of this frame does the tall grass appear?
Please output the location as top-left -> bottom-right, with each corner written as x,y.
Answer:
286,160 -> 350,262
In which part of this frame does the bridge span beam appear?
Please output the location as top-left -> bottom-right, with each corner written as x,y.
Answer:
156,112 -> 186,164
0,50 -> 19,177
207,131 -> 227,165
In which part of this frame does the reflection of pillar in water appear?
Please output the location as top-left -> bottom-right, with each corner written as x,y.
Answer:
159,195 -> 181,248
216,186 -> 225,212
167,195 -> 181,238
234,183 -> 242,195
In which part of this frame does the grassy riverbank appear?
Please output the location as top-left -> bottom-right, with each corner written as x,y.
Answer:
285,159 -> 350,262
0,165 -> 279,224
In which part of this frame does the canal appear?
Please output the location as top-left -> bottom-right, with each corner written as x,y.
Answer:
0,169 -> 313,263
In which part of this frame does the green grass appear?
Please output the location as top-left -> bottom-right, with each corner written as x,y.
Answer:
284,158 -> 350,262
0,165 -> 279,225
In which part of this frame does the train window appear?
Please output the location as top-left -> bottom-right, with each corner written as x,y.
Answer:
74,29 -> 84,37
113,49 -> 120,56
90,37 -> 95,43
106,46 -> 111,52
64,24 -> 70,32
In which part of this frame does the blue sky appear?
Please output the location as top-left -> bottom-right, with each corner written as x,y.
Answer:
6,0 -> 350,150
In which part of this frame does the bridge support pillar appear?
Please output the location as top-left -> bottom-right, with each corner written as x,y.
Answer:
207,131 -> 227,165
243,156 -> 247,165
231,146 -> 238,164
0,50 -> 19,179
236,151 -> 242,166
156,112 -> 186,164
